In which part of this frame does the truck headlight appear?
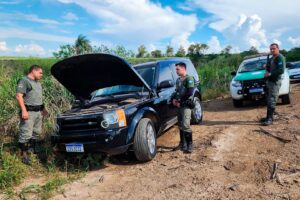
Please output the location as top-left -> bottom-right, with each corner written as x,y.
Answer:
231,80 -> 242,87
102,109 -> 127,129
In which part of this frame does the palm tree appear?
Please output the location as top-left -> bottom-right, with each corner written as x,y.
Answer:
75,34 -> 92,55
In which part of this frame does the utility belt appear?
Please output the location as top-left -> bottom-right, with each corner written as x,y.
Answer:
25,104 -> 44,112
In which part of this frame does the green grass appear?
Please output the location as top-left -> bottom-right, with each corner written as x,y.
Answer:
197,54 -> 243,99
0,148 -> 28,190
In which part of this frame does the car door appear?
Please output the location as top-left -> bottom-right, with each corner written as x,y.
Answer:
156,62 -> 177,123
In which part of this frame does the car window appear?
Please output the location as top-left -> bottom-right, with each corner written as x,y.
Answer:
134,65 -> 156,86
158,63 -> 174,84
238,58 -> 267,73
289,62 -> 300,69
91,85 -> 142,99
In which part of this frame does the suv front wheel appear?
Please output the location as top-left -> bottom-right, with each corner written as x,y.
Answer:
133,118 -> 157,162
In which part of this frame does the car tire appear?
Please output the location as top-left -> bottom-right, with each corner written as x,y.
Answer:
281,94 -> 291,104
133,118 -> 157,162
191,97 -> 203,124
233,99 -> 243,107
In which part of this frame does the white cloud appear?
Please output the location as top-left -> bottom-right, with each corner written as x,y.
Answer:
189,0 -> 300,50
0,28 -> 75,43
62,12 -> 78,21
0,41 -> 9,51
15,43 -> 45,55
57,0 -> 197,45
223,15 -> 268,51
288,37 -> 300,46
0,12 -> 59,25
170,32 -> 191,51
206,36 -> 222,54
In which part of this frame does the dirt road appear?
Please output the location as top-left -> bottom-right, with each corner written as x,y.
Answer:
52,83 -> 300,200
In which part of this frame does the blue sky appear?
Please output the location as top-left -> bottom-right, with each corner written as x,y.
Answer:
0,0 -> 300,57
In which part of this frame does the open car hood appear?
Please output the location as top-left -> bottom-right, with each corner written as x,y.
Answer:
51,54 -> 152,99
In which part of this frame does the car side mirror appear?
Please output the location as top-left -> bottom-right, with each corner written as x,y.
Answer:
231,71 -> 237,76
157,80 -> 174,89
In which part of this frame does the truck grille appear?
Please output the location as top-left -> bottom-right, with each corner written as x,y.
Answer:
60,117 -> 102,133
242,79 -> 266,94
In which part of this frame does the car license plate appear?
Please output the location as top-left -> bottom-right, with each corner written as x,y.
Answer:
65,143 -> 84,152
249,88 -> 263,93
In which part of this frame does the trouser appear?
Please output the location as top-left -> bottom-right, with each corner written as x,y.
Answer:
19,111 -> 42,143
177,107 -> 192,133
266,79 -> 282,110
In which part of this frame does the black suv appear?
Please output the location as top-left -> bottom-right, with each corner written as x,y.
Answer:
51,54 -> 203,161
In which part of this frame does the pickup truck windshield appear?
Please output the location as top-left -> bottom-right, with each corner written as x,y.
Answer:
238,59 -> 267,73
288,62 -> 300,69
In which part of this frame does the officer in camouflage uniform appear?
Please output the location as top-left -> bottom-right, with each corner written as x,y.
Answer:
16,65 -> 48,164
261,43 -> 285,126
171,62 -> 195,153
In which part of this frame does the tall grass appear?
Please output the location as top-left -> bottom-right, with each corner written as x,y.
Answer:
197,54 -> 243,99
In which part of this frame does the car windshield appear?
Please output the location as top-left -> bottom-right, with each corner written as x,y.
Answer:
90,64 -> 156,100
288,62 -> 300,69
238,58 -> 267,73
91,85 -> 143,99
134,64 -> 156,86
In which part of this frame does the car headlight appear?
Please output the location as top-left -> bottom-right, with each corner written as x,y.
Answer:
102,109 -> 127,129
231,80 -> 242,87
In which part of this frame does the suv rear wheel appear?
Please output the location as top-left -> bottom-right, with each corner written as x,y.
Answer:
133,118 -> 157,162
191,97 -> 203,124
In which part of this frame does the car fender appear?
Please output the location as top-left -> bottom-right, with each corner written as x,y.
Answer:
193,88 -> 202,100
126,107 -> 160,144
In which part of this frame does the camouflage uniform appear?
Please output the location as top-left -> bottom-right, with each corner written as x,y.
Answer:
17,76 -> 43,148
172,75 -> 195,153
263,54 -> 285,125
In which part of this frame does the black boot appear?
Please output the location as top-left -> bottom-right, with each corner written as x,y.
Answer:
18,143 -> 31,165
180,130 -> 187,151
262,108 -> 274,126
185,132 -> 193,154
29,139 -> 40,154
174,130 -> 187,151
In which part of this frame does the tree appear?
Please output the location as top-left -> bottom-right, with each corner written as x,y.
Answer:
165,45 -> 174,57
74,34 -> 92,55
136,45 -> 147,58
187,43 -> 209,56
151,50 -> 162,58
248,46 -> 259,54
53,44 -> 75,59
221,45 -> 232,56
175,46 -> 186,57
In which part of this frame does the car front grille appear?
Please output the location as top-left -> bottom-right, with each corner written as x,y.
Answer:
60,116 -> 102,133
242,78 -> 266,94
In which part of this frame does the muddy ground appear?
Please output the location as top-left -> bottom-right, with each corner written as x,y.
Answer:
49,83 -> 300,200
14,83 -> 300,200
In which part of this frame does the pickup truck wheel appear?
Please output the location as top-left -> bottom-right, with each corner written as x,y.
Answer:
281,94 -> 291,104
233,99 -> 243,107
133,118 -> 157,162
191,97 -> 203,124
